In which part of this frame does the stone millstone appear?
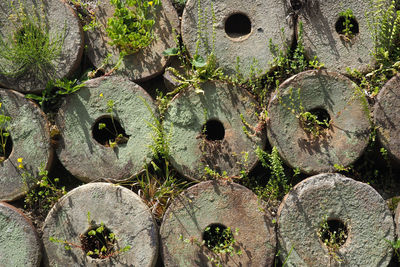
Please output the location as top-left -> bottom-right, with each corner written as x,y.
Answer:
0,89 -> 53,201
267,70 -> 370,174
0,0 -> 83,93
163,81 -> 265,181
42,183 -> 158,267
277,173 -> 394,266
0,202 -> 41,266
374,74 -> 400,163
160,180 -> 276,267
299,0 -> 384,73
85,0 -> 179,82
181,0 -> 292,79
56,75 -> 157,183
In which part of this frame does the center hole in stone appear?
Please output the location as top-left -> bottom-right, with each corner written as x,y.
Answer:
202,119 -> 225,141
335,15 -> 359,38
224,13 -> 252,39
80,224 -> 116,259
202,223 -> 234,251
318,219 -> 348,249
307,108 -> 331,129
0,131 -> 12,163
92,116 -> 130,147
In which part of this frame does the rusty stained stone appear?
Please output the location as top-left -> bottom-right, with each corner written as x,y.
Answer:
56,76 -> 157,183
0,89 -> 53,201
374,74 -> 400,163
163,81 -> 265,181
0,202 -> 41,266
85,0 -> 179,82
160,180 -> 276,267
277,173 -> 394,266
267,70 -> 370,174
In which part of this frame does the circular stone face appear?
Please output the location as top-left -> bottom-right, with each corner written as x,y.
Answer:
374,75 -> 400,163
267,70 -> 370,174
277,173 -> 394,266
0,0 -> 83,93
56,76 -> 157,183
163,81 -> 265,181
299,0 -> 382,73
0,89 -> 53,201
181,0 -> 291,79
42,183 -> 158,267
85,0 -> 179,82
0,202 -> 41,266
160,180 -> 276,267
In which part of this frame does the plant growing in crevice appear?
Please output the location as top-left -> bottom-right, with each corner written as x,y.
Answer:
0,103 -> 11,163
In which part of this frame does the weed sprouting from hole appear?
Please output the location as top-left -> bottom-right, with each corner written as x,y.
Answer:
317,216 -> 348,263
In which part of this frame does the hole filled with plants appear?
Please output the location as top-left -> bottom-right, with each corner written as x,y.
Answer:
14,25 -> 46,46
335,10 -> 359,39
0,131 -> 12,163
202,119 -> 225,141
299,108 -> 331,137
202,223 -> 234,251
92,116 -> 130,148
318,219 -> 348,249
224,13 -> 251,39
80,223 -> 116,259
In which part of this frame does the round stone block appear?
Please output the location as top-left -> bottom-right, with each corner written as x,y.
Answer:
374,74 -> 400,163
163,81 -> 265,181
267,70 -> 370,174
0,89 -> 53,201
160,180 -> 276,267
181,0 -> 292,79
56,75 -> 158,183
42,182 -> 158,267
0,0 -> 84,93
85,0 -> 179,82
0,202 -> 41,266
299,0 -> 383,73
277,173 -> 394,266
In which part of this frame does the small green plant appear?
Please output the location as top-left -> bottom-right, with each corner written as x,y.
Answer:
106,0 -> 160,54
0,0 -> 65,79
386,239 -> 400,262
338,9 -> 356,40
0,103 -> 11,163
317,215 -> 347,263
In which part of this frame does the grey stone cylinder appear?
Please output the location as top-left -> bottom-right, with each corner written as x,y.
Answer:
0,202 -> 41,266
85,0 -> 179,82
277,173 -> 394,266
160,180 -> 276,267
163,81 -> 266,181
42,182 -> 159,267
56,75 -> 158,183
267,70 -> 370,174
0,0 -> 84,93
0,88 -> 53,202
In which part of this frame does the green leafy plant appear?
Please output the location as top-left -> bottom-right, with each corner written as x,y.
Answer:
0,103 -> 11,163
338,9 -> 356,40
0,0 -> 65,79
106,0 -> 160,54
317,215 -> 347,263
386,239 -> 400,262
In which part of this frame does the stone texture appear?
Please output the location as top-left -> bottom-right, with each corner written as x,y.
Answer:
374,74 -> 400,163
160,180 -> 276,267
56,75 -> 157,183
0,202 -> 41,266
42,182 -> 159,267
163,81 -> 265,181
0,0 -> 84,93
85,0 -> 179,82
0,89 -> 53,201
299,0 -> 385,73
267,70 -> 370,174
277,173 -> 394,266
394,202 -> 400,240
181,0 -> 292,79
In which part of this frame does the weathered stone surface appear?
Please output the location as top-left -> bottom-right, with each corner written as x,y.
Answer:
299,0 -> 384,73
277,173 -> 394,266
374,74 -> 400,163
0,0 -> 84,93
42,183 -> 159,267
0,89 -> 53,201
181,0 -> 292,79
56,75 -> 157,183
394,201 -> 400,240
0,202 -> 41,266
160,180 -> 276,267
163,81 -> 265,181
85,0 -> 179,82
267,70 -> 370,174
